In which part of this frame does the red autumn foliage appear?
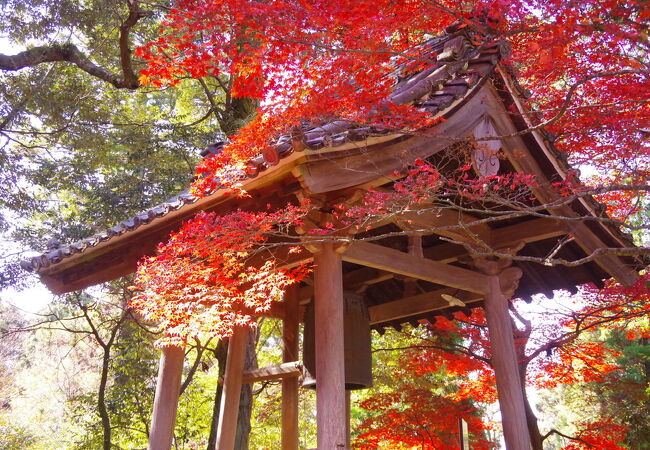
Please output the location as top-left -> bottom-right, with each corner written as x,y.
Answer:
355,386 -> 495,449
562,419 -> 628,450
135,0 -> 648,197
129,0 -> 647,443
359,280 -> 650,447
129,207 -> 309,347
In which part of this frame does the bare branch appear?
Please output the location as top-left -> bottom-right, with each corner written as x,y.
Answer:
0,0 -> 151,89
542,428 -> 594,448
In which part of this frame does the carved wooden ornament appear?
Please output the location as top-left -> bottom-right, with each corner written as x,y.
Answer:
471,117 -> 501,177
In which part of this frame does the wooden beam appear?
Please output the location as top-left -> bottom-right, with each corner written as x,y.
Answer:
422,242 -> 467,263
282,286 -> 300,450
299,267 -> 394,301
314,243 -> 348,449
149,346 -> 185,450
343,266 -> 394,287
216,326 -> 248,450
343,241 -> 488,294
242,361 -> 302,384
369,289 -> 483,325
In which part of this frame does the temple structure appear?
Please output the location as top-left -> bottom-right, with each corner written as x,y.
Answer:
22,23 -> 641,450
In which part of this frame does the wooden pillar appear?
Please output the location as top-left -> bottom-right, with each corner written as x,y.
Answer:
314,242 -> 348,449
216,326 -> 248,450
149,346 -> 185,450
282,286 -> 300,450
483,271 -> 531,450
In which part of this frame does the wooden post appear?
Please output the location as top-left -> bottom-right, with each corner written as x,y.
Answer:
216,326 -> 248,450
282,286 -> 300,450
149,346 -> 185,450
483,272 -> 531,450
314,242 -> 348,449
459,418 -> 470,450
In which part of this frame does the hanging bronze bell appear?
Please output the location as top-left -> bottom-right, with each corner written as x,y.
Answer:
302,291 -> 373,390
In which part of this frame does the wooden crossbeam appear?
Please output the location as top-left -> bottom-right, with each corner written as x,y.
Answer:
342,241 -> 488,294
422,217 -> 567,263
423,242 -> 468,263
242,361 -> 303,384
299,266 -> 394,301
369,289 -> 483,325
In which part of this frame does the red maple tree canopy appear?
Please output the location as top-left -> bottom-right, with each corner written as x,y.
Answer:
136,0 -> 648,191
130,0 -> 648,346
130,207 -> 309,347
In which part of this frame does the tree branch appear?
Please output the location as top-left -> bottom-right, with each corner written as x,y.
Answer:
542,428 -> 594,447
0,0 -> 150,89
119,0 -> 147,89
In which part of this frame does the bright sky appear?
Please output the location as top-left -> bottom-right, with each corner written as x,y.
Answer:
1,282 -> 54,315
0,37 -> 56,314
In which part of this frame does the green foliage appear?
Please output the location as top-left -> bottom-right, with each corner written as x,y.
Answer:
602,330 -> 650,448
0,0 -> 227,289
0,415 -> 38,449
537,326 -> 650,449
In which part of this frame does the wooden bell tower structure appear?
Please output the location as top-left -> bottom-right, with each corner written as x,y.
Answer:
22,24 -> 641,450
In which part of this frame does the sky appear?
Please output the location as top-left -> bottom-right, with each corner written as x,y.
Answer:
0,37 -> 56,315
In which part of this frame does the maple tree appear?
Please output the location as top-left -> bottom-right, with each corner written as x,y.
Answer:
123,0 -> 650,447
129,207 -> 309,347
364,274 -> 650,449
134,0 -> 648,192
354,385 -> 494,449
353,325 -> 496,449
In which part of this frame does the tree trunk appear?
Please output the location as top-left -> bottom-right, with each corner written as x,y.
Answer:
98,347 -> 112,450
520,370 -> 544,450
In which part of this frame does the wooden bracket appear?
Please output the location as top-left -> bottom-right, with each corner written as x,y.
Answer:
469,241 -> 525,275
498,266 -> 524,299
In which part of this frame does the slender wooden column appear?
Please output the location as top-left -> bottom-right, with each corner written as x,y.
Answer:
216,326 -> 248,450
314,242 -> 348,449
282,286 -> 300,450
149,346 -> 185,450
483,271 -> 531,450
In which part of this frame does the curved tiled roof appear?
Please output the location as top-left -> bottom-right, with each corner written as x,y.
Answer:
20,190 -> 201,272
21,24 -> 503,274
